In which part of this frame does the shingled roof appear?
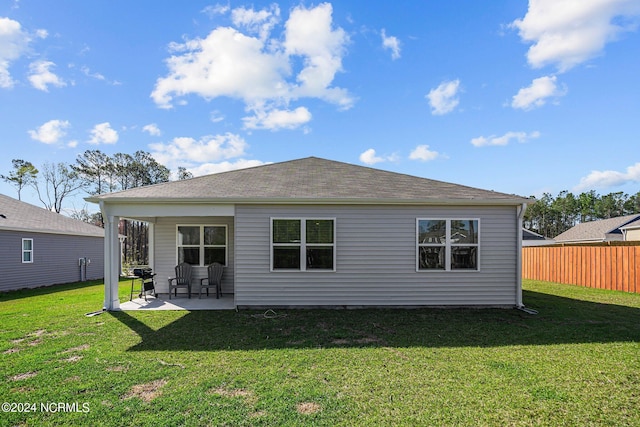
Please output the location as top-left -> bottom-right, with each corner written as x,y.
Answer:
554,214 -> 640,243
87,157 -> 528,205
0,194 -> 104,237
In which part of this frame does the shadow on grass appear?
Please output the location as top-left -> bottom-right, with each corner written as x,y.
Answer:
111,289 -> 640,351
0,279 -> 103,302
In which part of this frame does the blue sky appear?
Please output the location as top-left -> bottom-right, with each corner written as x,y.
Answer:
1,0 -> 639,213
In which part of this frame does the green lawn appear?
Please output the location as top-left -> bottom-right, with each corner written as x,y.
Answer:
1,279 -> 639,426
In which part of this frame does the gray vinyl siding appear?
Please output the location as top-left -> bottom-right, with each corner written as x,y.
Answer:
0,230 -> 104,292
153,216 -> 234,295
235,205 -> 519,307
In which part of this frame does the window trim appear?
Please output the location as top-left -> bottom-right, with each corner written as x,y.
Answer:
22,238 -> 34,264
176,224 -> 228,267
416,218 -> 480,272
270,217 -> 337,272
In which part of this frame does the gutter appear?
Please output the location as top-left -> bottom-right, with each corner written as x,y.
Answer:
85,196 -> 531,206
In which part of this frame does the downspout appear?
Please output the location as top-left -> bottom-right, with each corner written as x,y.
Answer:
516,203 -> 526,309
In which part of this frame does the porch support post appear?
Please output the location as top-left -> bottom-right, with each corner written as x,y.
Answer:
516,203 -> 527,308
148,222 -> 155,270
103,208 -> 121,311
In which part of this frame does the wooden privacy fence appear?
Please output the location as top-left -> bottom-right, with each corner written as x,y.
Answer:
522,244 -> 640,294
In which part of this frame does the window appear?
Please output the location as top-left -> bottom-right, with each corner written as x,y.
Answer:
271,218 -> 335,271
22,238 -> 33,263
177,225 -> 227,266
417,219 -> 479,271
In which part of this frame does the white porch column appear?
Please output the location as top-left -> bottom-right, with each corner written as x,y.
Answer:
148,222 -> 155,270
103,212 -> 121,311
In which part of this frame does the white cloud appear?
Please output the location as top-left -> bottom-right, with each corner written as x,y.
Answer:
471,131 -> 540,147
210,110 -> 225,123
27,119 -> 70,144
28,60 -> 66,91
511,0 -> 640,72
149,133 -> 249,170
187,159 -> 269,177
426,79 -> 461,115
243,106 -> 311,130
0,17 -> 30,88
231,4 -> 280,40
88,122 -> 119,145
151,3 -> 352,128
142,123 -> 162,136
511,75 -> 566,110
381,29 -> 401,60
409,145 -> 440,161
359,148 -> 398,165
575,162 -> 640,191
202,4 -> 230,18
80,66 -> 105,81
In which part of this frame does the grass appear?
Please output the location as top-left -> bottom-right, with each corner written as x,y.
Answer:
1,279 -> 639,426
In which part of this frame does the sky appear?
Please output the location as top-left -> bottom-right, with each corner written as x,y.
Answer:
1,0 -> 639,214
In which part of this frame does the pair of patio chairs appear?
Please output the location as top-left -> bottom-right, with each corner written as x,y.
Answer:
168,262 -> 223,299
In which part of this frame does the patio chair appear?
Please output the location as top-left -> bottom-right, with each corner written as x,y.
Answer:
199,262 -> 224,299
168,262 -> 192,299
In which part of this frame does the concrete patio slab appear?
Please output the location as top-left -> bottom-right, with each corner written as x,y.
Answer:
119,294 -> 235,311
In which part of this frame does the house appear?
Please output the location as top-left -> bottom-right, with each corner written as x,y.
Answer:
87,157 -> 530,310
553,214 -> 640,244
620,219 -> 640,241
0,194 -> 105,292
522,228 -> 554,247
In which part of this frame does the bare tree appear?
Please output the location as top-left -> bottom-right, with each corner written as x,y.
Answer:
0,159 -> 39,200
35,162 -> 84,213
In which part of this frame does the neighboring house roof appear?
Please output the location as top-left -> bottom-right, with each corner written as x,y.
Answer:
0,193 -> 104,237
620,218 -> 640,231
87,157 -> 529,205
522,228 -> 547,240
554,214 -> 640,243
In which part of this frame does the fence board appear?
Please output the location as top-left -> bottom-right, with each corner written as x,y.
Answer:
523,244 -> 640,294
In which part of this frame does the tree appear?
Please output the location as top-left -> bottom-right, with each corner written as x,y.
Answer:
0,159 -> 38,200
177,166 -> 193,180
35,162 -> 84,213
73,150 -> 115,195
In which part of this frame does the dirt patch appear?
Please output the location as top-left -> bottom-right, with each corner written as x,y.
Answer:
107,365 -> 127,372
210,387 -> 254,399
63,355 -> 83,363
28,339 -> 42,346
383,346 -> 410,360
123,379 -> 167,402
29,329 -> 47,337
296,402 -> 322,415
64,376 -> 81,382
355,336 -> 382,344
209,386 -> 257,405
10,372 -> 37,381
61,344 -> 90,354
10,338 -> 25,344
3,348 -> 21,354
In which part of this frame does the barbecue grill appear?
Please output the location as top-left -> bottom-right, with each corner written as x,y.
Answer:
130,268 -> 156,301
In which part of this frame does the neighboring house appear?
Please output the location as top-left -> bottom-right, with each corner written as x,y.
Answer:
522,228 -> 554,247
0,194 -> 105,292
553,214 -> 640,244
620,218 -> 640,241
87,157 -> 530,310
